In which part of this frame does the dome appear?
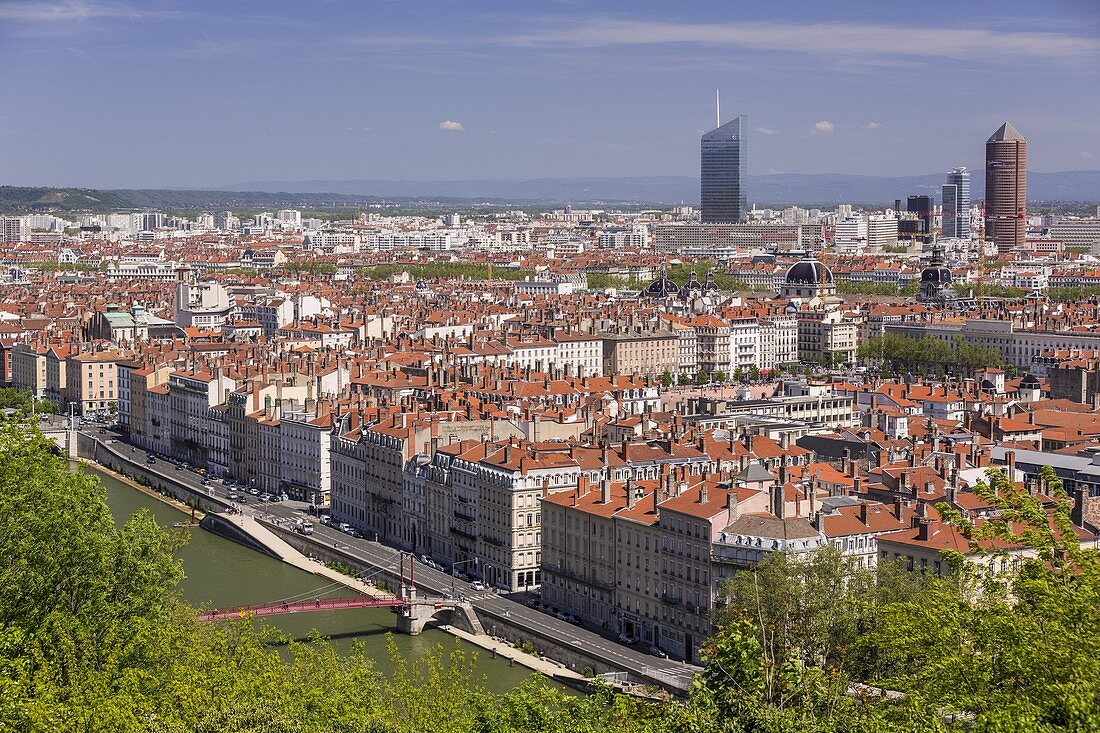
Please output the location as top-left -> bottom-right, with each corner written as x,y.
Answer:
785,258 -> 833,285
645,265 -> 679,298
1019,373 -> 1041,390
703,270 -> 719,292
921,266 -> 952,284
645,275 -> 679,297
679,269 -> 702,302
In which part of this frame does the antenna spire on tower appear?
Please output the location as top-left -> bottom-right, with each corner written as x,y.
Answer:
715,89 -> 721,129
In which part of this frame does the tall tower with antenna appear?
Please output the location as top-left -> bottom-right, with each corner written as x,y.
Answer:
701,93 -> 746,223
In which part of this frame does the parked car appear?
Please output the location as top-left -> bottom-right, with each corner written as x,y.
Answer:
648,646 -> 669,659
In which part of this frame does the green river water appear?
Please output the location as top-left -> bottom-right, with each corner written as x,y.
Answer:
89,464 -> 543,694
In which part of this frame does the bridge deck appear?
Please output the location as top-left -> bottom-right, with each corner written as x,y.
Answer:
199,595 -> 404,622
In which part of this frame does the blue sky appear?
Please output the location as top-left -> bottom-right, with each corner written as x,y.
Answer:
1,0 -> 1098,188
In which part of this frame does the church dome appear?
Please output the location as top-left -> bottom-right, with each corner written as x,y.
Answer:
785,258 -> 833,285
645,266 -> 679,297
921,266 -> 952,284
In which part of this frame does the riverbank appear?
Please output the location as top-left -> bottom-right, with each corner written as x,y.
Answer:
82,454 -> 586,688
78,459 -> 203,521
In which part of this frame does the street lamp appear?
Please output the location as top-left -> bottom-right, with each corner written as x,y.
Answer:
451,558 -> 477,599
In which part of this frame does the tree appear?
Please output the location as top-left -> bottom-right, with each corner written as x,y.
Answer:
865,467 -> 1100,731
659,370 -> 673,388
713,371 -> 727,384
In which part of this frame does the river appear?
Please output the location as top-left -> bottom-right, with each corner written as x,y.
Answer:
89,464 -> 544,694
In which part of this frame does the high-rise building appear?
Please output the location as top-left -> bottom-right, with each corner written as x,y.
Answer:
1,217 -> 28,243
941,167 -> 971,239
985,122 -> 1027,254
701,115 -> 747,223
906,195 -> 934,243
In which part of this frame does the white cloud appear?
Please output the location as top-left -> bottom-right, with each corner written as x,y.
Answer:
753,127 -> 779,136
865,121 -> 883,130
814,120 -> 835,133
438,120 -> 464,132
493,19 -> 1100,63
0,0 -> 177,22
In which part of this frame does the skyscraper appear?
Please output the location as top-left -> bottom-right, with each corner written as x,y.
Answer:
701,115 -> 747,223
941,166 -> 971,239
906,195 -> 934,243
985,122 -> 1027,254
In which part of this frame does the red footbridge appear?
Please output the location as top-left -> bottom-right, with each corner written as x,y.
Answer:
199,595 -> 404,622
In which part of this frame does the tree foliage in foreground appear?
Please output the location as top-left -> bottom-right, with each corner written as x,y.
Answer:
2,423 -> 1098,732
703,465 -> 1100,732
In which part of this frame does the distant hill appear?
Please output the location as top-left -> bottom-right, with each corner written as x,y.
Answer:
0,186 -> 384,214
2,169 -> 1099,215
218,171 -> 1100,206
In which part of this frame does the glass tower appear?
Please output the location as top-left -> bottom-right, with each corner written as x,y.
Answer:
700,115 -> 747,224
941,166 -> 971,239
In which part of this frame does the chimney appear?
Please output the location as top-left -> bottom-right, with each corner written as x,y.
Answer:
600,476 -> 611,504
917,518 -> 935,541
1072,486 -> 1088,527
853,475 -> 862,496
577,475 -> 589,497
778,463 -> 788,487
1007,451 -> 1016,482
923,480 -> 934,498
626,478 -> 636,509
726,491 -> 738,522
859,502 -> 870,525
770,481 -> 786,519
698,483 -> 708,504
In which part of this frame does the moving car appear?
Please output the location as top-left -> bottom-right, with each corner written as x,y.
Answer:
469,581 -> 485,592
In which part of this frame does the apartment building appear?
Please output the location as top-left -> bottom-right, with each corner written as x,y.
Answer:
168,369 -> 237,468
602,330 -> 679,377
66,351 -> 122,415
10,343 -> 47,399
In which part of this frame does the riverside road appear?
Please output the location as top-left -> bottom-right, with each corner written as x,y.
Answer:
85,430 -> 699,692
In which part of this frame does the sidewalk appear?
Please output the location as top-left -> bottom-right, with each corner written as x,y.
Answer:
441,623 -> 587,682
233,513 -> 393,600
